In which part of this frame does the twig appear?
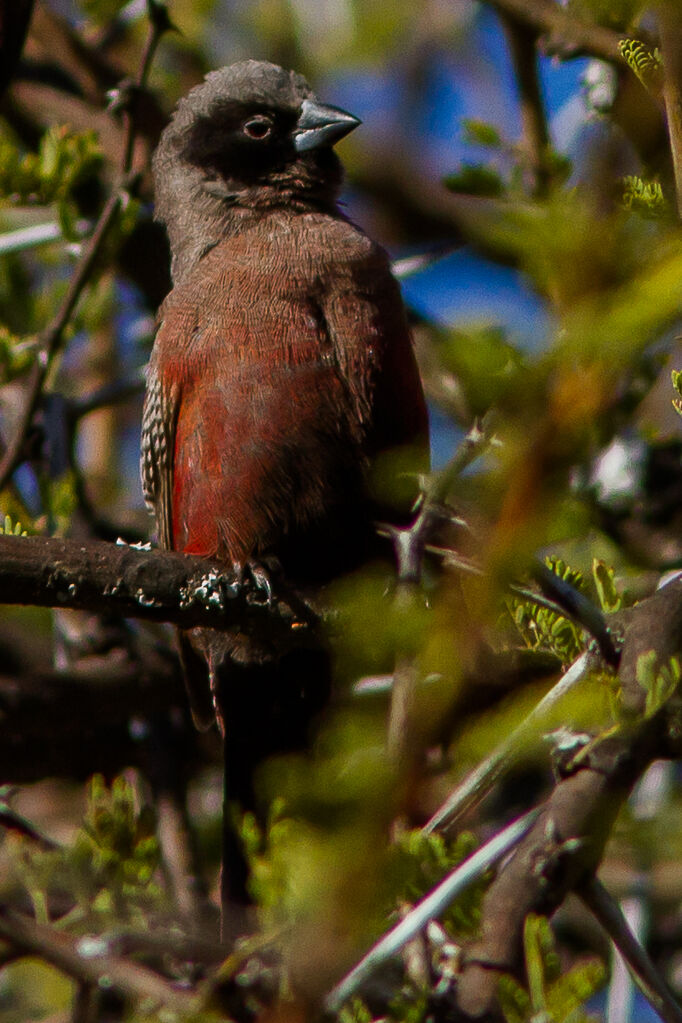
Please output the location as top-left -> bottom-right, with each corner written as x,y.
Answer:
659,3 -> 682,219
386,417 -> 494,771
69,372 -> 145,420
530,561 -> 620,667
0,798 -> 60,849
0,905 -> 197,1012
581,876 -> 682,1023
499,11 -> 551,197
423,652 -> 590,835
389,414 -> 495,586
324,808 -> 540,1015
156,790 -> 211,922
606,894 -> 647,1023
0,3 -> 168,493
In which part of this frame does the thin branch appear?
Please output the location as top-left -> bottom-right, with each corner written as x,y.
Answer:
499,11 -> 551,197
581,876 -> 682,1023
386,417 -> 495,773
324,809 -> 540,1015
483,0 -> 627,63
423,652 -> 590,836
0,905 -> 197,1012
530,561 -> 621,667
0,798 -> 60,849
0,5 -> 167,493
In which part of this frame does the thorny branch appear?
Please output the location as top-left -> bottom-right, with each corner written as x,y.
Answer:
386,416 -> 494,774
449,578 -> 682,1021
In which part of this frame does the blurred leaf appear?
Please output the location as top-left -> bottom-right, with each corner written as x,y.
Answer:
499,914 -> 605,1022
622,176 -> 667,218
462,119 -> 503,149
9,773 -> 166,933
438,324 -> 525,418
0,327 -> 36,384
566,0 -> 645,31
0,959 -> 74,1021
389,828 -> 484,936
672,367 -> 682,417
444,164 -> 505,197
0,126 -> 102,206
592,558 -> 622,612
637,651 -> 682,718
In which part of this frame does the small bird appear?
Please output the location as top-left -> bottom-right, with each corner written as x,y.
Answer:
141,61 -> 428,916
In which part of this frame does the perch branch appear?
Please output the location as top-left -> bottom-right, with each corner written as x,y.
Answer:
0,534 -> 316,636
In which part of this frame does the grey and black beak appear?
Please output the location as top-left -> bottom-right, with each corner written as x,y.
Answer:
293,98 -> 361,153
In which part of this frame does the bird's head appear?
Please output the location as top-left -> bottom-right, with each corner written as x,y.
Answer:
153,60 -> 360,275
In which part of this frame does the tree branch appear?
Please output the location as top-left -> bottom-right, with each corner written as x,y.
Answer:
0,905 -> 197,1013
452,577 -> 682,1021
0,534 -> 316,636
659,3 -> 682,218
498,10 -> 552,197
483,0 -> 626,63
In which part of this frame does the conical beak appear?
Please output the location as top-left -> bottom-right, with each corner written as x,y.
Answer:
293,97 -> 361,153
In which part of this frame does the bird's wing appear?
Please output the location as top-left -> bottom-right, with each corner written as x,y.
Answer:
140,356 -> 179,550
141,356 -> 217,730
317,232 -> 429,480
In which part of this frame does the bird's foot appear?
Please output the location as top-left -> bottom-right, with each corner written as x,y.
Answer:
232,557 -> 281,606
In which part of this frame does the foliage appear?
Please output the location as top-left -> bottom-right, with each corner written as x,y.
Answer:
622,176 -> 667,218
509,558 -> 587,666
636,651 -> 682,718
619,39 -> 664,94
498,915 -> 606,1023
0,513 -> 28,536
0,126 -> 102,208
8,774 -> 165,930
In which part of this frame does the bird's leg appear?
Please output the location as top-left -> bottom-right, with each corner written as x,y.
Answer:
232,556 -> 281,606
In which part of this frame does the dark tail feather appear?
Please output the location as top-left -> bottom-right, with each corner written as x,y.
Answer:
213,651 -> 332,939
175,628 -> 216,731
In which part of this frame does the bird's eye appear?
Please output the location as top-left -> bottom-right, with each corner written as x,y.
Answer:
242,116 -> 273,140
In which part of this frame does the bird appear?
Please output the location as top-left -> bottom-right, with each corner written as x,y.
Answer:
141,60 -> 429,922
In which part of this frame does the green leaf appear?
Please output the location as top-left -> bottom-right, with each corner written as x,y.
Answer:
672,369 -> 682,418
498,974 -> 532,1023
0,513 -> 28,536
592,559 -> 622,612
546,958 -> 607,1021
462,119 -> 502,149
622,175 -> 667,218
444,164 -> 505,197
619,39 -> 664,94
636,651 -> 682,718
